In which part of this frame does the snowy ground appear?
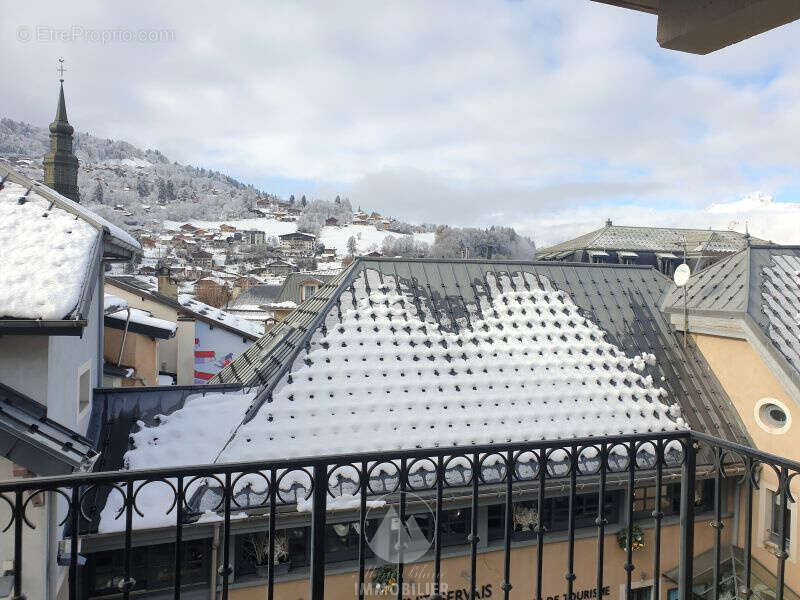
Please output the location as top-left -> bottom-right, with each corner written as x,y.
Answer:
165,218 -> 435,254
318,224 -> 435,255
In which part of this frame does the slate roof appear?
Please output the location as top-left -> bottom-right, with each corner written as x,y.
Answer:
662,246 -> 800,384
537,223 -> 767,259
212,258 -> 747,448
0,382 -> 98,475
275,272 -> 335,304
230,283 -> 284,307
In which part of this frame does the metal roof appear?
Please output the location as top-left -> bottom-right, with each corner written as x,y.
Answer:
662,245 -> 800,384
0,382 -> 98,475
212,257 -> 748,444
537,224 -> 768,258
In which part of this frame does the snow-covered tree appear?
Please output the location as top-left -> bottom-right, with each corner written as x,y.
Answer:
91,181 -> 104,204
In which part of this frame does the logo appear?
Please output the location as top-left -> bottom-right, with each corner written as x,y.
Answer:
366,491 -> 434,564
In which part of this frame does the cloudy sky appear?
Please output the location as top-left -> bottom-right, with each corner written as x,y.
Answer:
3,1 -> 800,246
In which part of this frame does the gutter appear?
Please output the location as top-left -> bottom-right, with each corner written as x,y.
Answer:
0,319 -> 86,336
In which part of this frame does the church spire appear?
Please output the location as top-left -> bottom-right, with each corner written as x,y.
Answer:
44,58 -> 80,202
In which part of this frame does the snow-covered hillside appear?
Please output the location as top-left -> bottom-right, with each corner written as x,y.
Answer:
0,118 -> 275,230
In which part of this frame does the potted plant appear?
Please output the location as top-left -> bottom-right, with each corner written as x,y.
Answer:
513,503 -> 539,532
243,531 -> 290,578
371,564 -> 399,595
617,525 -> 645,551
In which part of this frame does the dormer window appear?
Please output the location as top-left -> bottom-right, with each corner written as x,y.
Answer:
302,284 -> 318,302
587,250 -> 609,264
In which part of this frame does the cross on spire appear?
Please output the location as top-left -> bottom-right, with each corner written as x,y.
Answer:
57,58 -> 66,82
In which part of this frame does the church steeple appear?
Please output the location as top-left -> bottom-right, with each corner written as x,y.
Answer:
43,59 -> 80,202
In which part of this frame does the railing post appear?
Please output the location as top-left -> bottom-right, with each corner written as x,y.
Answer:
679,439 -> 698,600
309,462 -> 328,600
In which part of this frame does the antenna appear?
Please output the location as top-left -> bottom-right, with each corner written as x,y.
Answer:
674,237 -> 692,349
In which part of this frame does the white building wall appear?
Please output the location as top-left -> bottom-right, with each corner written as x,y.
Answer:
46,282 -> 102,436
193,320 -> 254,383
0,335 -> 49,403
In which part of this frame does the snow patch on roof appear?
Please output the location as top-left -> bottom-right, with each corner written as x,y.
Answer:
178,294 -> 265,337
107,307 -> 178,335
98,389 -> 257,532
0,180 -> 99,320
103,294 -> 128,314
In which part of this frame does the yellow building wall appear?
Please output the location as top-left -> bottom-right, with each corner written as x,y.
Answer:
229,518 -> 726,600
692,333 -> 800,594
103,328 -> 159,386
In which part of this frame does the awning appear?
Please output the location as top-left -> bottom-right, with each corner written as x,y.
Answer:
587,250 -> 610,257
618,251 -> 639,258
0,383 -> 99,475
656,252 -> 679,259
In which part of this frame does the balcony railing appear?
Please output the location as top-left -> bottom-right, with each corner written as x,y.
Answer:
1,430 -> 798,600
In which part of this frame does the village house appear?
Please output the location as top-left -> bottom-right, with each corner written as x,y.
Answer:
106,270 -> 263,385
242,229 -> 266,246
279,231 -> 317,256
102,294 -> 177,387
0,81 -> 140,600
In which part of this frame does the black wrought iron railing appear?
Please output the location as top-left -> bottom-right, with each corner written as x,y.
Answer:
1,430 -> 798,600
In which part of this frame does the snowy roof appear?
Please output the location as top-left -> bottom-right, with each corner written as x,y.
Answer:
537,223 -> 767,259
94,259 -> 749,531
230,283 -> 283,307
107,276 -> 265,339
105,307 -> 177,339
662,246 -> 800,385
0,163 -> 140,324
178,295 -> 265,338
103,294 -> 128,315
212,259 -> 746,448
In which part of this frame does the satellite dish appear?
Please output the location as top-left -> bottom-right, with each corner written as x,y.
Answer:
674,263 -> 691,287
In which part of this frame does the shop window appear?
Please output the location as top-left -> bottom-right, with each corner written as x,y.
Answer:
633,480 -> 714,521
486,491 -> 622,542
235,526 -> 310,577
325,520 -> 378,563
85,539 -> 209,597
414,507 -> 471,547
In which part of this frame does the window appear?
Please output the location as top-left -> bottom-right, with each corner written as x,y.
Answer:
768,490 -> 792,546
413,507 -> 471,548
487,491 -> 622,542
630,585 -> 652,600
85,540 -> 209,596
633,480 -> 713,520
302,284 -> 318,301
755,398 -> 791,434
235,526 -> 310,576
78,362 -> 91,416
325,520 -> 378,563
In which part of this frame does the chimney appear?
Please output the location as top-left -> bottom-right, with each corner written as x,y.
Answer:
605,218 -> 613,228
157,264 -> 178,300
